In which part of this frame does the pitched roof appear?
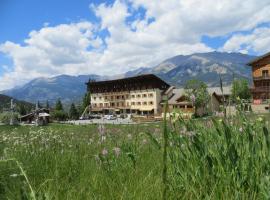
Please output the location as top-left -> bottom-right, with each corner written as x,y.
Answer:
247,52 -> 270,66
87,74 -> 170,93
166,86 -> 231,105
207,86 -> 231,96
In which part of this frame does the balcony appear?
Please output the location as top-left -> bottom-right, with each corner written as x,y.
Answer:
251,86 -> 270,93
253,74 -> 270,81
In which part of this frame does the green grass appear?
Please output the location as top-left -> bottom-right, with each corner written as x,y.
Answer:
0,113 -> 270,199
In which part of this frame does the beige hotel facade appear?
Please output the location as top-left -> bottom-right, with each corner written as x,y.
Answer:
86,74 -> 170,115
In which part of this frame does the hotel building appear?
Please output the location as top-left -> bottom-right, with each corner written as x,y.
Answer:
86,74 -> 170,115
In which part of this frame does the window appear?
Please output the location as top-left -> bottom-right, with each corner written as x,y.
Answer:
149,101 -> 153,105
137,94 -> 141,98
99,96 -> 102,100
143,94 -> 147,98
93,97 -> 96,100
131,102 -> 135,105
262,70 -> 269,77
126,95 -> 129,99
122,95 -> 125,99
137,102 -> 141,105
99,103 -> 103,107
148,93 -> 153,97
131,95 -> 135,98
143,102 -> 147,105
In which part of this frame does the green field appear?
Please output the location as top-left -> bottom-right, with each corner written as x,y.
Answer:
0,113 -> 270,199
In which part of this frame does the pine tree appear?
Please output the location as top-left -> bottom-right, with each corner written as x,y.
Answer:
82,92 -> 91,110
46,100 -> 50,109
55,99 -> 63,111
69,103 -> 79,120
18,104 -> 27,115
37,101 -> 42,108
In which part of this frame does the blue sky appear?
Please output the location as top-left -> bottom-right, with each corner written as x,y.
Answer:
0,0 -> 270,90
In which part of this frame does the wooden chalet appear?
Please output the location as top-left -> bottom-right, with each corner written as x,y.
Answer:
247,52 -> 270,102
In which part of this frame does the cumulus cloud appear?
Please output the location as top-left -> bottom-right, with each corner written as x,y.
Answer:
1,0 -> 270,90
221,26 -> 270,54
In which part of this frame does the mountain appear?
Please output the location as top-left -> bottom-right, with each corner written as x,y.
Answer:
1,74 -> 104,105
0,94 -> 34,112
1,51 -> 256,104
126,51 -> 256,86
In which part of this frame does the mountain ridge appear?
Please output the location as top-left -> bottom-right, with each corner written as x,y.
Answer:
0,51 -> 256,104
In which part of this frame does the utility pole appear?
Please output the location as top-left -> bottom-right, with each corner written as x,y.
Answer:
10,99 -> 15,125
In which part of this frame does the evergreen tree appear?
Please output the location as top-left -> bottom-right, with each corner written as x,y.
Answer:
37,101 -> 42,108
46,100 -> 50,109
18,104 -> 27,115
69,103 -> 79,120
52,99 -> 67,121
55,99 -> 63,111
82,92 -> 91,110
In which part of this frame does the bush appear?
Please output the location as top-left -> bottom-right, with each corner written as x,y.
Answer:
51,110 -> 68,121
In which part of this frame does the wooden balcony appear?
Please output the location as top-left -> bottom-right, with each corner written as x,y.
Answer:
253,75 -> 270,81
250,86 -> 270,93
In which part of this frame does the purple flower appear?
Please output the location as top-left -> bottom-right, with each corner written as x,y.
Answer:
190,94 -> 196,104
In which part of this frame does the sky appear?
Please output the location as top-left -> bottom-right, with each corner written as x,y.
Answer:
0,0 -> 270,90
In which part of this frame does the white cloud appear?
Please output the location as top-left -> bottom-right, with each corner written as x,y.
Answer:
221,27 -> 270,54
1,0 -> 270,90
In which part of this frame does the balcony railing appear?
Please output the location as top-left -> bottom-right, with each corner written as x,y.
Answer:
254,75 -> 270,80
251,86 -> 270,92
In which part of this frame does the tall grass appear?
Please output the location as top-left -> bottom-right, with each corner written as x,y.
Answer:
0,111 -> 269,199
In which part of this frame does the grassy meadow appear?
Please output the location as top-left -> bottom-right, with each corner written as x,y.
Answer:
0,112 -> 270,199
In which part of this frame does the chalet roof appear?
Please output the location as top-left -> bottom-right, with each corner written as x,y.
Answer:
20,108 -> 50,120
87,74 -> 170,93
166,87 -> 231,105
207,86 -> 231,96
247,52 -> 270,66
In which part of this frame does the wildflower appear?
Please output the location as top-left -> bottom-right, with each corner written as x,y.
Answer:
113,147 -> 121,157
101,135 -> 106,142
127,134 -> 132,140
101,148 -> 108,156
98,124 -> 105,136
142,139 -> 148,145
190,94 -> 196,105
218,119 -> 223,123
10,174 -> 18,177
239,127 -> 243,133
257,117 -> 263,122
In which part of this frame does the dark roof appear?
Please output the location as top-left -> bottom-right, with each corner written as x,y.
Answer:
86,74 -> 170,93
247,52 -> 270,66
20,108 -> 50,120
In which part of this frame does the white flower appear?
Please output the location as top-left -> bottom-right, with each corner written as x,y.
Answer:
127,134 -> 132,140
101,148 -> 108,156
113,147 -> 121,157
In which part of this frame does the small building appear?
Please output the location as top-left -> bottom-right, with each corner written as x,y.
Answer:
20,108 -> 50,125
161,86 -> 231,117
86,74 -> 170,115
